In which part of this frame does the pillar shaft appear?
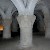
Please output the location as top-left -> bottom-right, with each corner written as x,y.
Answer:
20,27 -> 32,48
17,15 -> 36,48
3,19 -> 11,39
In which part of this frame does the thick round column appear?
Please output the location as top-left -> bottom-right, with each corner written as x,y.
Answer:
3,19 -> 11,39
17,15 -> 36,48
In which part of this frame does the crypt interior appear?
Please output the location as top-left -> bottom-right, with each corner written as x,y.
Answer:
0,0 -> 50,50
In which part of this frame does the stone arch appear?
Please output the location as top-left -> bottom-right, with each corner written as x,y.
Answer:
34,1 -> 50,37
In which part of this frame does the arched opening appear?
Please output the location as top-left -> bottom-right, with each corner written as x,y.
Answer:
33,10 -> 45,37
11,10 -> 20,38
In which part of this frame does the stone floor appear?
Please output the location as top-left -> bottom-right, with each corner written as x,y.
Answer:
0,36 -> 50,50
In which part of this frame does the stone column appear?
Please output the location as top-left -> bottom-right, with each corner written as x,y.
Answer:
3,19 -> 11,39
17,15 -> 36,48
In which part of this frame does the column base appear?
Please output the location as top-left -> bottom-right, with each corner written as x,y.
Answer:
3,33 -> 11,39
18,44 -> 33,49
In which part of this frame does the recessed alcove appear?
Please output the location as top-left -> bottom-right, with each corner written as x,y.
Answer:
11,11 -> 20,38
33,10 -> 45,37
